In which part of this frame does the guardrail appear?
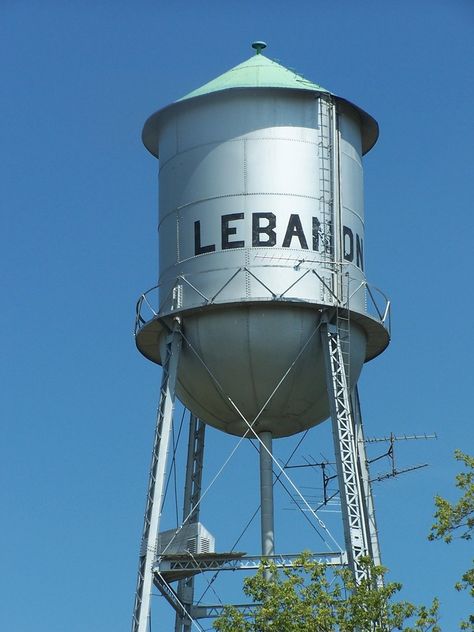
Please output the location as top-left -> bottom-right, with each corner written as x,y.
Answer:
135,271 -> 391,337
365,282 -> 391,336
135,285 -> 160,334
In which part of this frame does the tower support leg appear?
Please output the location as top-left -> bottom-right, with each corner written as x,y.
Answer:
259,431 -> 275,580
351,387 -> 382,570
175,414 -> 206,632
321,320 -> 371,584
132,322 -> 182,632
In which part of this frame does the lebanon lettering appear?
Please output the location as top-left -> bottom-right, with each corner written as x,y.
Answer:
194,212 -> 364,270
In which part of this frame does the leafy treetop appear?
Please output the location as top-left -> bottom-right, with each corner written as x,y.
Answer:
429,450 -> 474,630
213,555 -> 440,632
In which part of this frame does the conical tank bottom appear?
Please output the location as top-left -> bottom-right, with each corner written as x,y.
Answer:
169,304 -> 366,438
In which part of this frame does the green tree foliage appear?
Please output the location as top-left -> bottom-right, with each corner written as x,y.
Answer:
429,450 -> 474,630
213,555 -> 440,631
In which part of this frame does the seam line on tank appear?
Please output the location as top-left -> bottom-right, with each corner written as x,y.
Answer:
158,192 -> 320,229
341,206 -> 365,226
158,137 -> 320,173
158,250 -> 340,276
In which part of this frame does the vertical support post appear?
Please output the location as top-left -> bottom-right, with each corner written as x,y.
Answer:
351,386 -> 382,570
321,320 -> 370,584
259,431 -> 275,570
132,321 -> 182,632
175,414 -> 206,632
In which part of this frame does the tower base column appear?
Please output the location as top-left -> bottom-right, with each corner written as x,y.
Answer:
259,431 -> 275,572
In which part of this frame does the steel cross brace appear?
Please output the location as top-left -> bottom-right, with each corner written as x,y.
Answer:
154,573 -> 193,625
321,321 -> 372,584
191,603 -> 259,620
158,551 -> 347,577
132,321 -> 182,632
155,552 -> 347,624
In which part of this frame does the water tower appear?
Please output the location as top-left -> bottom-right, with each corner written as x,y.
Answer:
132,43 -> 391,632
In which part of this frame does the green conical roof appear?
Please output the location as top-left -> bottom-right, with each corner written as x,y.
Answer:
178,53 -> 330,102
142,48 -> 378,156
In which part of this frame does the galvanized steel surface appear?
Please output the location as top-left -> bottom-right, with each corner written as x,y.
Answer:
137,54 -> 390,438
156,92 -> 366,316
172,305 -> 366,437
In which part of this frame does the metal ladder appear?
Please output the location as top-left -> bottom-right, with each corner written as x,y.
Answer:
337,310 -> 350,373
336,270 -> 351,387
317,95 -> 335,280
319,93 -> 381,586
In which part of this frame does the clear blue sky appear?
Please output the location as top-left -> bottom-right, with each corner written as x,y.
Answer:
2,1 -> 473,630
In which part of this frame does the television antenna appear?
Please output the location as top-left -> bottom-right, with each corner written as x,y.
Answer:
284,432 -> 438,509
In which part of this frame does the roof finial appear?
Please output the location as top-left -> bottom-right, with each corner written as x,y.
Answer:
252,41 -> 267,55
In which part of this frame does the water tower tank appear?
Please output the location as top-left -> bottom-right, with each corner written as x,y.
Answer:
136,46 -> 389,438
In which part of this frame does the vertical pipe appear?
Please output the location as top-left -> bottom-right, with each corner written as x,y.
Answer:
259,431 -> 275,561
